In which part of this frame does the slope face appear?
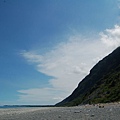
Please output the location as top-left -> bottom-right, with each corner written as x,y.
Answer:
56,47 -> 120,106
86,68 -> 120,104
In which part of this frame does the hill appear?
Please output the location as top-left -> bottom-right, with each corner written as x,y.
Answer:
56,47 -> 120,106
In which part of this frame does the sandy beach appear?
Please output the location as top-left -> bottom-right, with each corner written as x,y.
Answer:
0,103 -> 120,120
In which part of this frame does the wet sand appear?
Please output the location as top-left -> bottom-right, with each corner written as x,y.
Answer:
0,103 -> 120,120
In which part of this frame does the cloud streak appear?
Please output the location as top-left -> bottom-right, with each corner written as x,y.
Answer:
19,25 -> 120,104
100,25 -> 120,48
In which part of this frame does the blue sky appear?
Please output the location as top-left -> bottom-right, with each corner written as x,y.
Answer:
0,0 -> 120,105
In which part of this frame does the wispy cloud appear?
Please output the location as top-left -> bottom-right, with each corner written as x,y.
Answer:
19,25 -> 120,104
18,88 -> 66,105
100,25 -> 120,48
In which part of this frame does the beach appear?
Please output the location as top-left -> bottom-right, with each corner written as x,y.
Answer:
0,103 -> 120,120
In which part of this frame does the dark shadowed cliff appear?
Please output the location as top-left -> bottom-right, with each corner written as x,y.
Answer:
56,47 -> 120,106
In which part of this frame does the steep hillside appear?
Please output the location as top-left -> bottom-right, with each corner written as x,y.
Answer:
56,47 -> 120,106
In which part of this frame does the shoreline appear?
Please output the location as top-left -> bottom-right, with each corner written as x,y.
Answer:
0,103 -> 120,120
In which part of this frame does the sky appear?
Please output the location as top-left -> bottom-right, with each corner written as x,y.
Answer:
0,0 -> 120,105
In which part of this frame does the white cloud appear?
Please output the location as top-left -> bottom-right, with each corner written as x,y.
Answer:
100,25 -> 120,48
21,50 -> 43,63
19,25 -> 120,105
18,88 -> 66,105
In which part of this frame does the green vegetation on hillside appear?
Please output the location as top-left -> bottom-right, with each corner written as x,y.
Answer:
56,47 -> 120,106
89,69 -> 120,104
